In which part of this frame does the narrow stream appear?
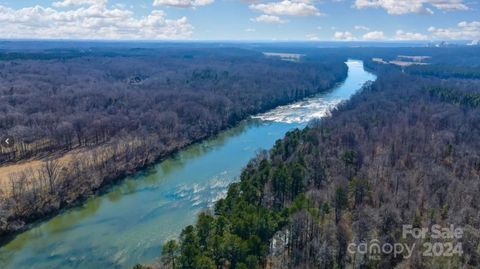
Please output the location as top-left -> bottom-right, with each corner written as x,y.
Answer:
0,60 -> 375,269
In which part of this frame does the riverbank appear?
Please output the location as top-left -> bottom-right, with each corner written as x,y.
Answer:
0,61 -> 348,242
0,60 -> 374,269
159,61 -> 480,269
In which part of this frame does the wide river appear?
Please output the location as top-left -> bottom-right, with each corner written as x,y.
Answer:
0,60 -> 375,269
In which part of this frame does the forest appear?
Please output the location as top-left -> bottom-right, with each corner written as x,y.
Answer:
0,48 -> 347,237
261,45 -> 480,79
153,49 -> 480,269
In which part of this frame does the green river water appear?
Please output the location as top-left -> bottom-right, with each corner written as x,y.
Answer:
0,60 -> 375,269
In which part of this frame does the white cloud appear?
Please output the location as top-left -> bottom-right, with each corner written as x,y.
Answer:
153,0 -> 214,8
354,25 -> 370,31
395,30 -> 428,40
251,14 -> 287,23
467,40 -> 478,46
362,31 -> 385,40
354,0 -> 468,15
429,0 -> 469,11
334,31 -> 355,41
53,0 -> 107,8
245,28 -> 256,32
0,2 -> 193,39
306,33 -> 320,40
428,21 -> 480,40
250,0 -> 322,16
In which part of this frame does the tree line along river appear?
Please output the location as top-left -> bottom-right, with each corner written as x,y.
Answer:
0,60 -> 376,269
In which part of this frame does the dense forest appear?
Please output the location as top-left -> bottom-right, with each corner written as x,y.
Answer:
261,45 -> 480,79
0,48 -> 347,237
154,50 -> 480,269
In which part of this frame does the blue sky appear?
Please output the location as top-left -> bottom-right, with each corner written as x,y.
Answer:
0,0 -> 478,41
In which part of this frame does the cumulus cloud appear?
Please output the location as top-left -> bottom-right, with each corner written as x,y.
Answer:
0,1 -> 193,39
250,0 -> 322,16
395,30 -> 428,40
153,0 -> 214,8
428,21 -> 480,40
334,31 -> 355,41
354,0 -> 468,15
251,14 -> 287,23
362,31 -> 385,40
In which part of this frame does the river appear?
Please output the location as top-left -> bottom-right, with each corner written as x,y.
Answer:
0,60 -> 375,269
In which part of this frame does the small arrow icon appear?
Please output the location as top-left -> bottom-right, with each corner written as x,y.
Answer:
1,136 -> 14,148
